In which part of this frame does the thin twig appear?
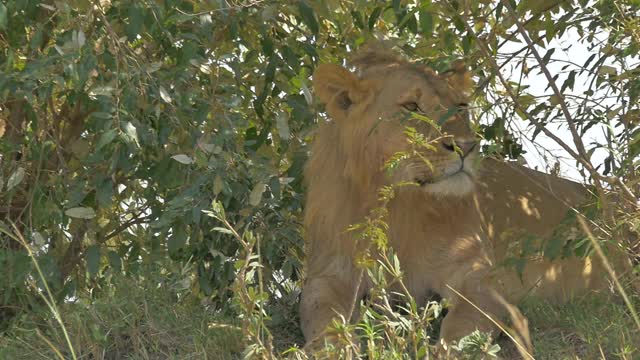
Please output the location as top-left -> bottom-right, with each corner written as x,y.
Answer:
458,2 -> 639,209
459,11 -> 584,166
501,0 -> 639,208
500,0 -> 591,166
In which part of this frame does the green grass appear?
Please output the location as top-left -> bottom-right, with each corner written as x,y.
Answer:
498,293 -> 640,360
2,269 -> 638,359
0,272 -> 243,360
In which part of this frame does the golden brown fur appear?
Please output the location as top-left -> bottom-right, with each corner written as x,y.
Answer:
300,44 -> 633,352
477,159 -> 634,303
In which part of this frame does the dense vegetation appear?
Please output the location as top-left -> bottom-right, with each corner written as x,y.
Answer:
1,0 -> 638,358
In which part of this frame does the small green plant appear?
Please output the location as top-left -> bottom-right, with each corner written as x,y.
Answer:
451,330 -> 501,359
204,201 -> 275,359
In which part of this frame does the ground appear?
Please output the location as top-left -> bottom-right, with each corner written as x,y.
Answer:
1,270 -> 638,359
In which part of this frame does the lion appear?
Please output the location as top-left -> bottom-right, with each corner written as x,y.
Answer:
299,44 -> 635,353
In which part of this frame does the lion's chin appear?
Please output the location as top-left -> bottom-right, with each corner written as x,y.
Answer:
420,171 -> 476,197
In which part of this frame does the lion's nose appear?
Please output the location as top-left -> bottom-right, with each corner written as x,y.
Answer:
441,139 -> 477,156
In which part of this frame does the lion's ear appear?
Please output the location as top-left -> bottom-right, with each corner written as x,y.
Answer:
313,64 -> 366,115
445,60 -> 473,94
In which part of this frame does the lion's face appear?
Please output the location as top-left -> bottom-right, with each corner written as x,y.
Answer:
313,48 -> 479,197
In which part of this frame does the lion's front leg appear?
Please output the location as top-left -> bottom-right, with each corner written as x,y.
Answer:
438,277 -> 532,355
439,283 -> 502,342
300,270 -> 367,349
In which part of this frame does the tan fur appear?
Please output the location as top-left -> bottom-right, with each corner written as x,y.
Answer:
477,159 -> 634,303
300,45 -> 632,352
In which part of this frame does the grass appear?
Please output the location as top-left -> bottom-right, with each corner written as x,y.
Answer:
497,293 -> 640,360
0,270 -> 244,360
1,270 -> 638,359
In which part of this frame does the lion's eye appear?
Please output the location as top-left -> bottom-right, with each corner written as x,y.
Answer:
402,102 -> 421,112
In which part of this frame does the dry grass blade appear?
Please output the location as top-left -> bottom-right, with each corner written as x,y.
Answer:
575,216 -> 640,333
34,328 -> 66,360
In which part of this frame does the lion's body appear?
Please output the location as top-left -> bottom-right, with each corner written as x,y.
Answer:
477,159 -> 626,303
300,44 -> 632,352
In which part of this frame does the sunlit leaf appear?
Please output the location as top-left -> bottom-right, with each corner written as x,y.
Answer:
598,65 -> 617,76
213,227 -> 234,235
7,167 -> 25,191
73,30 -> 86,49
32,232 -> 46,249
276,112 -> 291,140
171,154 -> 193,164
159,86 -> 172,103
123,121 -> 139,146
65,207 -> 96,219
249,182 -> 267,206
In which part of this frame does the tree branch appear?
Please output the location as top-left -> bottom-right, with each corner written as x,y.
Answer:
500,0 -> 591,168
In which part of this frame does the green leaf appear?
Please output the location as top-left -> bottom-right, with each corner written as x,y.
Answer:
261,37 -> 273,56
85,245 -> 101,277
582,53 -> 596,71
126,5 -> 144,40
213,175 -> 224,196
32,232 -> 46,249
276,112 -> 290,140
298,1 -> 319,35
107,251 -> 122,271
544,236 -> 566,260
542,48 -> 555,64
437,105 -> 460,126
29,27 -> 44,51
168,224 -> 187,253
123,121 -> 139,146
171,154 -> 193,164
96,129 -> 118,151
7,167 -> 25,191
419,10 -> 434,36
72,30 -> 86,50
598,65 -> 617,76
561,70 -> 576,92
211,201 -> 226,219
0,3 -> 7,31
159,86 -> 172,103
249,182 -> 267,206
351,10 -> 364,29
368,7 -> 383,30
213,227 -> 234,235
261,4 -> 277,21
65,207 -> 96,219
96,179 -> 114,207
